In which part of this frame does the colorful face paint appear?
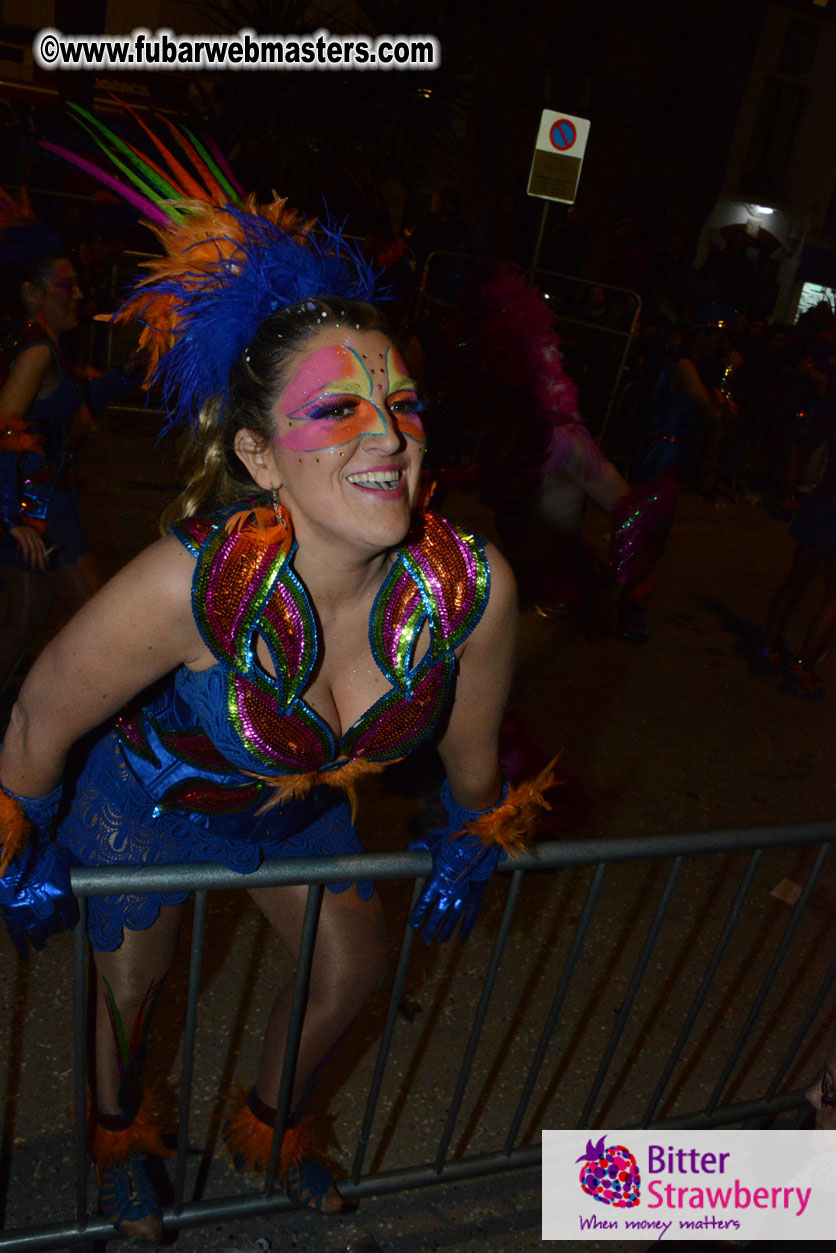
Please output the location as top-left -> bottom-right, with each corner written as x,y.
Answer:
276,342 -> 424,454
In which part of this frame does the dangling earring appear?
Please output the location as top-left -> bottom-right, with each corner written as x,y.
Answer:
271,486 -> 289,532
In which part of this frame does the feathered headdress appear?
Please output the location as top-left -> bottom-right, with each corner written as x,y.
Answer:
40,100 -> 379,428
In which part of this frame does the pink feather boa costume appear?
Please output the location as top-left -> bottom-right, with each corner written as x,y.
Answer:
469,264 -> 601,483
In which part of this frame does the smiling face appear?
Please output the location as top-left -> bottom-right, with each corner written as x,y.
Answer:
23,258 -> 81,338
239,325 -> 426,558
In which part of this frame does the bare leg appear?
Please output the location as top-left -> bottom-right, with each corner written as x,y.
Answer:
764,543 -> 822,654
91,904 -> 185,1117
241,883 -> 388,1212
0,564 -> 53,688
248,883 -> 388,1110
799,554 -> 836,668
0,553 -> 103,690
90,905 -> 184,1242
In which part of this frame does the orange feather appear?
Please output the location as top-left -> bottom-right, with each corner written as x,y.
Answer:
0,791 -> 31,877
252,757 -> 387,824
88,1089 -> 173,1177
114,97 -> 207,200
157,114 -> 228,204
223,1087 -> 326,1174
463,757 -> 560,858
115,194 -> 316,388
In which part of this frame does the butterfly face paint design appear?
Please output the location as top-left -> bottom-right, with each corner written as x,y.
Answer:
275,343 -> 424,454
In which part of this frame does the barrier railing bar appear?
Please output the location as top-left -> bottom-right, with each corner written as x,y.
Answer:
337,1144 -> 542,1197
67,822 -> 836,899
351,877 -> 427,1184
434,869 -> 524,1172
579,857 -> 684,1127
765,932 -> 836,1101
173,889 -> 207,1213
640,848 -> 763,1127
707,842 -> 831,1114
72,899 -> 90,1231
3,825 -> 832,1250
649,1088 -> 807,1131
505,862 -> 608,1154
0,1142 -> 538,1250
264,883 -> 323,1196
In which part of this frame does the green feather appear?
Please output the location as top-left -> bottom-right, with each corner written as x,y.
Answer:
69,102 -> 181,203
101,975 -> 132,1069
182,125 -> 242,205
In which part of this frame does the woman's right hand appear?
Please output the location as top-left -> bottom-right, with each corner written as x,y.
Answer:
10,525 -> 49,570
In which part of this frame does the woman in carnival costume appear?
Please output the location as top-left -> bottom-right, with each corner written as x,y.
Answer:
0,110 -> 551,1241
0,190 -> 142,691
442,264 -> 675,643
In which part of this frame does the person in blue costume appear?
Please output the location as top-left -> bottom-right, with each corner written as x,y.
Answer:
0,122 -> 548,1244
0,212 -> 142,690
759,428 -> 836,698
635,322 -> 737,485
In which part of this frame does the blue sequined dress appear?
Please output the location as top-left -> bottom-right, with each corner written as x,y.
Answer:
57,508 -> 491,950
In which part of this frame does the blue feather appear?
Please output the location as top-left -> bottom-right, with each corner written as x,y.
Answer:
126,205 -> 380,430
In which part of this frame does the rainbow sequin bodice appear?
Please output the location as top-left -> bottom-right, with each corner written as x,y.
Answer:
116,510 -> 490,808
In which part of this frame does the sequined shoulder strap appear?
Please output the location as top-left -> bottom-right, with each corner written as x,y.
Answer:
172,514 -> 214,555
370,511 -> 490,693
172,513 -> 317,712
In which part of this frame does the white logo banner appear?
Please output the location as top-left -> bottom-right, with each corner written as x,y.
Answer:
543,1130 -> 836,1241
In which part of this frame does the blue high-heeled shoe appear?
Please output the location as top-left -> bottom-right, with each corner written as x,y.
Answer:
99,1150 -> 162,1245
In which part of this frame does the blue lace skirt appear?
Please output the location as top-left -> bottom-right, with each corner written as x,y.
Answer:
58,730 -> 373,951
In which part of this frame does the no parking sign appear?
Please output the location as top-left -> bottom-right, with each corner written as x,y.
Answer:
527,108 -> 590,204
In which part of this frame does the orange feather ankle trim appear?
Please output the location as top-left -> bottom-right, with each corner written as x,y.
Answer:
0,792 -> 31,877
223,1089 -> 321,1174
463,757 -> 560,858
89,1092 -> 173,1178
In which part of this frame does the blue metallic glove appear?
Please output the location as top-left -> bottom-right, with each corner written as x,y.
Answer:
0,782 -> 78,959
409,780 -> 509,943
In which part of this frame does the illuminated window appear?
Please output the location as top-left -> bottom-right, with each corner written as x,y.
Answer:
796,283 -> 836,321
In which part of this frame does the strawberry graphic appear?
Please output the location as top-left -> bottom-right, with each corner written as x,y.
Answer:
576,1136 -> 641,1207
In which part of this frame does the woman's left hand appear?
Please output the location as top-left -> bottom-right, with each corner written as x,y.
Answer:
410,815 -> 505,942
10,524 -> 49,570
0,841 -> 79,959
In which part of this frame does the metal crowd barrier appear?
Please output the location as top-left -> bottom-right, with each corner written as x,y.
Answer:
1,820 -> 834,1249
527,269 -> 641,447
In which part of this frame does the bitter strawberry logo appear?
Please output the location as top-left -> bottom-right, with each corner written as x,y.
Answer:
577,1136 -> 641,1207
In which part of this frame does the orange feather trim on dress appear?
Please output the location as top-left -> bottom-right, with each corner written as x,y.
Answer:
252,758 -> 387,824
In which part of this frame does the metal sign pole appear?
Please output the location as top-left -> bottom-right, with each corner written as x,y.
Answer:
530,201 -> 550,279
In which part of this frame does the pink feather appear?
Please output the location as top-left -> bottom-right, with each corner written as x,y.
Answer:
38,141 -> 172,228
204,135 -> 245,197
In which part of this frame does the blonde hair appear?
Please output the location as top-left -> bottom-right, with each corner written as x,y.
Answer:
160,297 -> 391,533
